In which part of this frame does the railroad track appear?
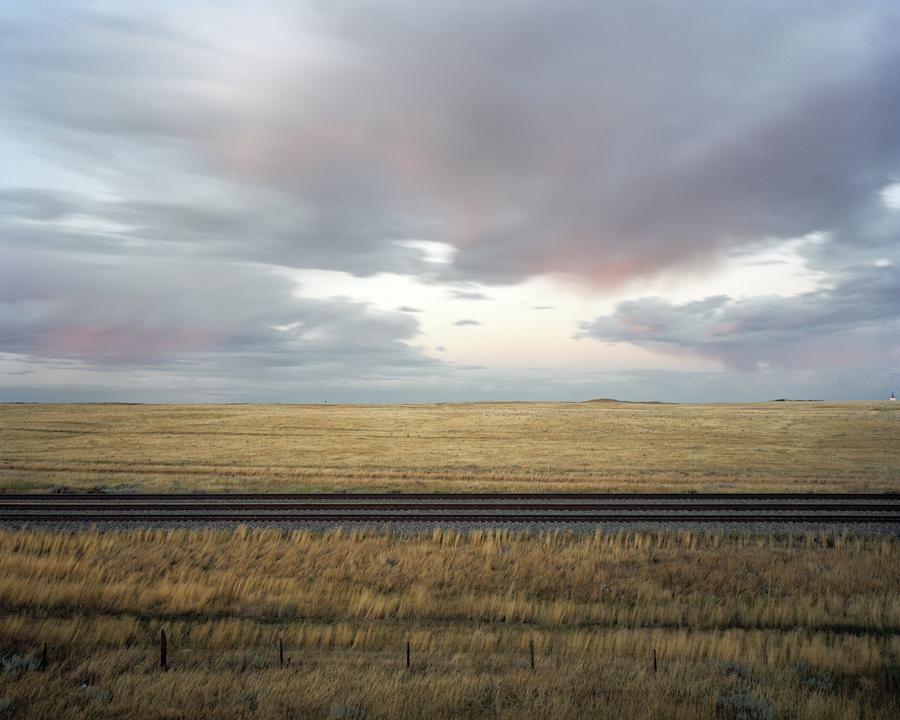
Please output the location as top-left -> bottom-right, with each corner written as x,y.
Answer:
0,493 -> 898,524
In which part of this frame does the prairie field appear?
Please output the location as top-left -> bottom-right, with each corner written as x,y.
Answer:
0,527 -> 898,718
1,400 -> 898,493
1,401 -> 898,718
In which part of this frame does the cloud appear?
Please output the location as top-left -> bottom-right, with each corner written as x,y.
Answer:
579,241 -> 900,372
881,182 -> 900,210
453,319 -> 482,327
0,2 -> 897,401
449,290 -> 490,301
1,2 -> 897,287
0,241 -> 441,391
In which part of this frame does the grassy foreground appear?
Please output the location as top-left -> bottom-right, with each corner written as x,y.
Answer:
1,400 -> 898,493
0,527 -> 898,718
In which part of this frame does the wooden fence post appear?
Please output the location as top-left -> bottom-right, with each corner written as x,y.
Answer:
529,639 -> 535,671
279,638 -> 284,667
160,629 -> 167,670
406,641 -> 410,669
41,642 -> 47,671
652,648 -> 657,674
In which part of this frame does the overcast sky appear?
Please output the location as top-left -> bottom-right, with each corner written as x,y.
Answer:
1,1 -> 898,402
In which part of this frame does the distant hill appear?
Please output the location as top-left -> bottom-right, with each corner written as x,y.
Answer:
771,399 -> 823,402
584,398 -> 666,404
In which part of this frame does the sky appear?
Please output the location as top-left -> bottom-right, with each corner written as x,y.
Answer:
0,0 -> 898,403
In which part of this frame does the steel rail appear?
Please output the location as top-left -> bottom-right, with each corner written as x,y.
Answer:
1,492 -> 897,501
0,502 -> 896,512
1,512 -> 898,523
2,493 -> 897,524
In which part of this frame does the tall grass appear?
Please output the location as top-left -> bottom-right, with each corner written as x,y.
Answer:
9,649 -> 897,720
1,527 -> 897,718
1,527 -> 896,636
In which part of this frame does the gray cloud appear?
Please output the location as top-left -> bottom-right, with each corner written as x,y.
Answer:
1,2 -> 897,286
453,320 -> 481,327
0,241 -> 440,388
0,186 -> 443,276
450,290 -> 490,301
580,241 -> 900,372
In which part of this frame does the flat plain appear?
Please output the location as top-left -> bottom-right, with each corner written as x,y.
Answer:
0,401 -> 898,719
1,400 -> 897,493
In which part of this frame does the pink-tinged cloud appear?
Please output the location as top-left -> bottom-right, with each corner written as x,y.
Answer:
627,324 -> 656,335
44,327 -> 216,360
712,321 -> 739,335
21,2 -> 867,292
5,2 -> 896,291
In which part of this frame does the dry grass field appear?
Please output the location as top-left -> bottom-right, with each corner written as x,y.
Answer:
0,527 -> 898,718
1,401 -> 898,717
1,400 -> 897,493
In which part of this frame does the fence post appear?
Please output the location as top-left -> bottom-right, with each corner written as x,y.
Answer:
406,640 -> 410,669
279,638 -> 284,667
529,639 -> 535,672
160,629 -> 167,671
652,648 -> 657,674
41,642 -> 47,671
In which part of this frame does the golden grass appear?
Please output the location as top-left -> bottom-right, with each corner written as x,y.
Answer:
5,649 -> 898,720
10,650 -> 897,720
1,401 -> 898,716
1,400 -> 898,493
1,527 -> 898,636
1,528 -> 898,718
